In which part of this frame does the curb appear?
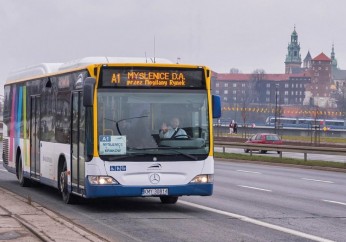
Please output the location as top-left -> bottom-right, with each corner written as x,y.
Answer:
0,187 -> 108,242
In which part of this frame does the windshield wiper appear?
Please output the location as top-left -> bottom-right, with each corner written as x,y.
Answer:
101,145 -> 200,161
164,149 -> 198,161
153,147 -> 198,160
104,115 -> 148,135
159,145 -> 204,149
107,147 -> 198,161
102,153 -> 154,161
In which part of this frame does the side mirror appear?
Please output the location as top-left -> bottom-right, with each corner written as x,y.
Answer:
83,77 -> 96,107
212,95 -> 221,119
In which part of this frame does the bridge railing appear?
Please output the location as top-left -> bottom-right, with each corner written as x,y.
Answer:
214,141 -> 346,162
213,125 -> 346,139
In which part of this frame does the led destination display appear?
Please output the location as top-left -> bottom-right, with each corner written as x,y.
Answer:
101,67 -> 205,88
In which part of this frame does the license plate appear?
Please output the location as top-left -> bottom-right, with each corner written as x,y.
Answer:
142,188 -> 168,196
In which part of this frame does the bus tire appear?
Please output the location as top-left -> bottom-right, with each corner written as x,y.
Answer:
59,161 -> 76,204
17,152 -> 31,187
160,196 -> 178,204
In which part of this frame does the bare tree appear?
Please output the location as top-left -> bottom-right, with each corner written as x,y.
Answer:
248,69 -> 266,104
335,83 -> 346,118
252,69 -> 266,75
241,99 -> 249,138
230,68 -> 241,74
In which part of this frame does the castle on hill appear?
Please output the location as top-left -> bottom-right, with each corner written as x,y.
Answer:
212,27 -> 346,123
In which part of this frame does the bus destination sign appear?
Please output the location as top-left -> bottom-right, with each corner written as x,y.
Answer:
101,67 -> 205,88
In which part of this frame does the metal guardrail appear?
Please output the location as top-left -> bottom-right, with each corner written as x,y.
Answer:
215,141 -> 346,161
213,125 -> 346,139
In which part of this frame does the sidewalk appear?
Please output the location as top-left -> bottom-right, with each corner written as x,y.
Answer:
0,187 -> 106,242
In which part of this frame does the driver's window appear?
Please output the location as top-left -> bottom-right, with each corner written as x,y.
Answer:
98,95 -> 119,136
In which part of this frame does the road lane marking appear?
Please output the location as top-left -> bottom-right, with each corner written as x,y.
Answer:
236,170 -> 262,174
238,185 -> 272,192
301,178 -> 334,184
323,200 -> 346,206
179,200 -> 334,242
0,168 -> 7,172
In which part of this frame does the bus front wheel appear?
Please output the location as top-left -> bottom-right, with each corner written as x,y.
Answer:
160,196 -> 178,204
59,162 -> 76,204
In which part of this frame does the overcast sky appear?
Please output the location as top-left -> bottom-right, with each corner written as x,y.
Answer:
1,0 -> 346,94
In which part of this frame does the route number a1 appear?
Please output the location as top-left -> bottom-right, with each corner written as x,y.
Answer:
111,73 -> 121,84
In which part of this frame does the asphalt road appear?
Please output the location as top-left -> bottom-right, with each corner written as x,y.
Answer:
184,160 -> 346,241
1,159 -> 345,242
215,146 -> 346,163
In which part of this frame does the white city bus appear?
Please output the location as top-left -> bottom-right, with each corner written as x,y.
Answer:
2,57 -> 221,204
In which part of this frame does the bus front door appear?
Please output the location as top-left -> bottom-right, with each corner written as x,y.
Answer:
71,92 -> 85,195
30,95 -> 40,180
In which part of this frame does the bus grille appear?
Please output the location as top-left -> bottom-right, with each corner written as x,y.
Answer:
3,138 -> 9,165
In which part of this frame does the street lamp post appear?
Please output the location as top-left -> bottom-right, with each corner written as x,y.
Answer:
343,87 -> 346,120
274,84 -> 279,134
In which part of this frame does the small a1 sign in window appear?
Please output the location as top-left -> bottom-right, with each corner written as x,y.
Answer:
99,135 -> 126,155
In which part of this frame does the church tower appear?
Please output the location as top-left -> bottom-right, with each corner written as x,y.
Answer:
285,26 -> 302,74
331,43 -> 338,70
303,51 -> 312,69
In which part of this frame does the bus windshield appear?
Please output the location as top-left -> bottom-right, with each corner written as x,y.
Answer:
97,89 -> 209,161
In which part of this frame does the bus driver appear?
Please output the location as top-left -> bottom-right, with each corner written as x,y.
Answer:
159,117 -> 187,139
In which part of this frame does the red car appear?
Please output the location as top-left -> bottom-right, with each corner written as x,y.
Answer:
244,133 -> 283,154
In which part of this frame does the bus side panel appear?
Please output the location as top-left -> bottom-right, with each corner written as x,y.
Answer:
2,137 -> 30,176
3,85 -> 29,176
2,137 -> 16,174
40,141 -> 70,188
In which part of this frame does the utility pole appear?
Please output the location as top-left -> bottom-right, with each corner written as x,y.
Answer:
274,84 -> 279,134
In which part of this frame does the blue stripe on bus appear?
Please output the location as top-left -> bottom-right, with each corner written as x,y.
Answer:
84,181 -> 213,198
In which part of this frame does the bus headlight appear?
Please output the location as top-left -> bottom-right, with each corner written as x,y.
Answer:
189,174 -> 214,183
88,176 -> 119,185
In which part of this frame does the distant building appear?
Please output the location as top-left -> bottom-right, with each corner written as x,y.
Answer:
331,44 -> 346,93
304,53 -> 335,107
212,73 -> 310,106
329,44 -> 346,113
0,95 -> 3,122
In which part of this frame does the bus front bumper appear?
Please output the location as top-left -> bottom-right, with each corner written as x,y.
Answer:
84,181 -> 213,198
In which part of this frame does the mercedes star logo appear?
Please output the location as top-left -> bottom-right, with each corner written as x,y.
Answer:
149,173 -> 160,184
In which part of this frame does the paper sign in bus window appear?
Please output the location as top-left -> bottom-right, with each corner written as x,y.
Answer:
99,135 -> 126,155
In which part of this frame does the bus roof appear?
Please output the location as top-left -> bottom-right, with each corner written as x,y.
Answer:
59,57 -> 172,71
6,63 -> 63,83
5,56 -> 173,84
